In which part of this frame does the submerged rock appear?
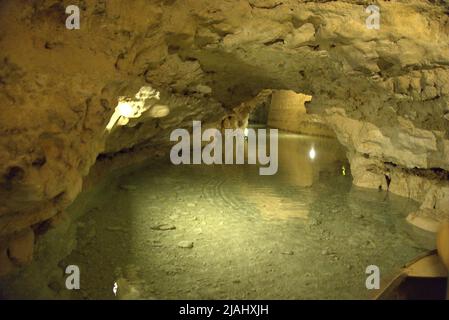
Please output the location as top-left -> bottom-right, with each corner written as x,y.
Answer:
119,185 -> 138,191
151,224 -> 176,231
106,226 -> 128,233
177,241 -> 194,249
406,209 -> 443,233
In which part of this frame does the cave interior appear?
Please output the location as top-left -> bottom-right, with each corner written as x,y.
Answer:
0,0 -> 449,300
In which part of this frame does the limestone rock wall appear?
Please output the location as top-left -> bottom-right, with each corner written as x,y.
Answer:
1,0 -> 449,274
268,90 -> 335,137
325,107 -> 449,231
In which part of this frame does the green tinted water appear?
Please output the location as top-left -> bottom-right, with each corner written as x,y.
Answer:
0,131 -> 435,299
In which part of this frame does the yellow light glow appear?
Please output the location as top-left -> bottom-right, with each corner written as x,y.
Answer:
149,105 -> 170,118
105,86 -> 163,132
244,128 -> 249,137
309,147 -> 316,160
105,111 -> 120,131
117,102 -> 135,118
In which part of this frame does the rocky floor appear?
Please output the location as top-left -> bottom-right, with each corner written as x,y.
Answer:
0,132 -> 435,299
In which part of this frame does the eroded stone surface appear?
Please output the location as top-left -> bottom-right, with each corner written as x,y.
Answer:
325,108 -> 449,230
268,90 -> 335,137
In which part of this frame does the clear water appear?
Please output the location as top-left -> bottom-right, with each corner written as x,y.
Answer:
0,131 -> 435,299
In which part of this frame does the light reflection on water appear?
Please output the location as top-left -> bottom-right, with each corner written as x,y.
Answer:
65,129 -> 434,299
80,130 -> 433,299
5,129 -> 432,300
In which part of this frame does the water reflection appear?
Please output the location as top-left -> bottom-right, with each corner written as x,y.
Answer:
82,129 -> 431,300
4,128 -> 431,300
241,131 -> 349,220
276,132 -> 348,187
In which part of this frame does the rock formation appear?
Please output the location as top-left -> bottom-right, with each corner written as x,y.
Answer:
0,0 -> 449,274
268,90 -> 335,137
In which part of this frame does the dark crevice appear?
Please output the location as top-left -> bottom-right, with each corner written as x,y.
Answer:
31,157 -> 46,168
385,174 -> 392,190
263,38 -> 284,46
384,162 -> 449,181
52,192 -> 66,204
4,166 -> 25,182
249,2 -> 283,10
307,44 -> 320,51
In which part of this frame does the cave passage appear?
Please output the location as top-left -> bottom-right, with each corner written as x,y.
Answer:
0,129 -> 434,299
2,0 -> 449,302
